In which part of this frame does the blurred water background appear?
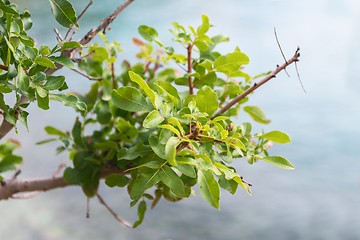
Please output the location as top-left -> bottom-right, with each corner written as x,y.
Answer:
1,0 -> 360,239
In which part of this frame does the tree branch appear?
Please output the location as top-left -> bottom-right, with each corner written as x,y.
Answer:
0,168 -> 125,200
0,0 -> 134,141
0,176 -> 70,200
213,48 -> 301,117
0,64 -> 8,71
79,0 -> 134,46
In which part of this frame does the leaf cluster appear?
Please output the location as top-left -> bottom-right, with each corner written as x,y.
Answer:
0,0 -> 294,227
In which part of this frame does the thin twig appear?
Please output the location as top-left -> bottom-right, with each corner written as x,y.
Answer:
53,163 -> 66,177
54,28 -> 63,42
11,170 -> 21,180
71,68 -> 102,81
86,197 -> 90,218
96,193 -> 132,228
294,47 -> 306,93
64,0 -> 94,40
274,27 -> 290,77
0,64 -> 8,71
213,48 -> 301,117
79,0 -> 134,46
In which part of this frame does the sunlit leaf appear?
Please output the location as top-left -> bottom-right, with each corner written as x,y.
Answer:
49,0 -> 78,28
243,106 -> 271,124
111,87 -> 152,112
195,86 -> 218,116
262,156 -> 295,170
259,130 -> 291,144
197,169 -> 220,209
143,110 -> 164,128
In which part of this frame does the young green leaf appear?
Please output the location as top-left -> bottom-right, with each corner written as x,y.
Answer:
105,174 -> 129,188
50,94 -> 87,112
197,14 -> 210,35
165,136 -> 180,166
17,66 -> 29,91
35,57 -> 56,68
243,106 -> 271,124
262,156 -> 295,170
111,87 -> 153,112
259,130 -> 291,144
49,56 -> 75,69
138,25 -> 158,42
143,110 -> 164,128
197,169 -> 220,209
195,85 -> 218,116
133,200 -> 147,228
160,165 -> 186,197
43,76 -> 65,91
128,71 -> 161,109
49,0 -> 78,28
214,51 -> 249,74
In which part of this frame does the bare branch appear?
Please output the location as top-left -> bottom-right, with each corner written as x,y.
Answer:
71,68 -> 102,81
96,193 -> 133,228
79,0 -> 134,46
274,27 -> 290,77
213,49 -> 301,117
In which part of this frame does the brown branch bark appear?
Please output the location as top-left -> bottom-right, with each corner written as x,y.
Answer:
213,48 -> 301,117
0,64 -> 8,71
0,168 -> 125,200
0,176 -> 70,200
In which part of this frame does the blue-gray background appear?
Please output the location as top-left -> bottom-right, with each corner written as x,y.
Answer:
1,0 -> 360,239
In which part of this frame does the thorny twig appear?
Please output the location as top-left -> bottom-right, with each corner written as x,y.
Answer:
213,48 -> 301,117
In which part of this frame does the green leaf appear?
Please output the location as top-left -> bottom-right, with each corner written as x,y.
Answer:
197,14 -> 210,35
223,137 -> 246,150
214,51 -> 249,74
138,25 -> 159,42
63,167 -> 81,184
36,91 -> 49,110
165,136 -> 180,166
49,56 -> 75,69
197,169 -> 220,209
195,85 -> 218,116
143,110 -> 164,128
17,66 -> 29,91
176,164 -> 196,178
130,170 -> 162,204
159,124 -> 181,137
160,165 -> 186,197
35,57 -> 56,68
44,126 -> 68,137
128,71 -> 161,109
243,106 -> 271,124
111,87 -> 152,112
49,0 -> 78,28
117,142 -> 151,160
133,200 -> 147,228
262,156 -> 295,170
105,174 -> 129,188
62,41 -> 82,50
259,130 -> 291,144
43,76 -> 65,90
50,94 -> 87,112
